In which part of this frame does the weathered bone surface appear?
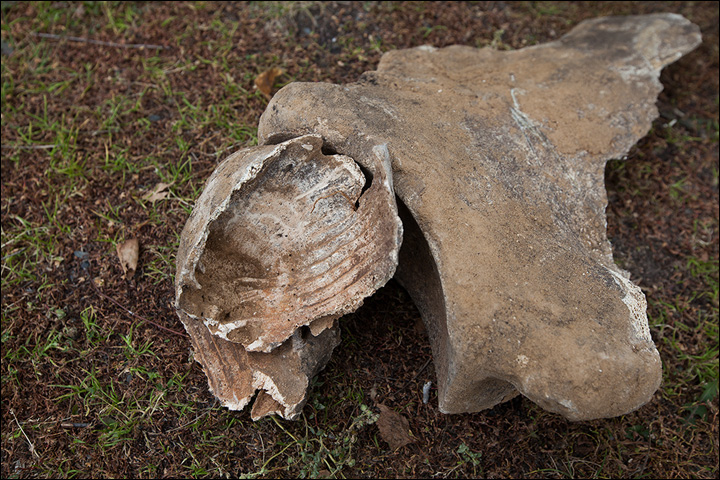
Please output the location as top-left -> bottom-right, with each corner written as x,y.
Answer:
256,14 -> 701,420
175,134 -> 402,418
180,308 -> 340,420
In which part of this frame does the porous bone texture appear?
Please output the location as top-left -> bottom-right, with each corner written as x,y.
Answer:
257,14 -> 701,420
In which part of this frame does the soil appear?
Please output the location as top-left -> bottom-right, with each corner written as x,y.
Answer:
1,2 -> 718,478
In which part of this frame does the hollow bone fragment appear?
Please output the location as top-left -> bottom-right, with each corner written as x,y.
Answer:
257,14 -> 701,420
175,134 -> 402,418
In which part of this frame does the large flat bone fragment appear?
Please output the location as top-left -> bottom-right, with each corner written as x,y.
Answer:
257,14 -> 701,420
175,134 -> 402,418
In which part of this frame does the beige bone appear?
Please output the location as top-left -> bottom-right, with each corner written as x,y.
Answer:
176,14 -> 700,420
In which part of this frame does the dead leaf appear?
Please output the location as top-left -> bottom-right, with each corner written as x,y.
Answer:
376,403 -> 415,450
254,67 -> 284,99
143,182 -> 173,202
117,238 -> 139,278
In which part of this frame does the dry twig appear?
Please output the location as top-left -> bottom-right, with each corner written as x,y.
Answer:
32,32 -> 170,50
10,409 -> 39,460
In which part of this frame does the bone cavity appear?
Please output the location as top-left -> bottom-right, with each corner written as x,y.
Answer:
175,134 -> 402,418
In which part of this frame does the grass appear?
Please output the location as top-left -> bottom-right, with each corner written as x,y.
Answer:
242,403 -> 381,479
1,1 -> 718,478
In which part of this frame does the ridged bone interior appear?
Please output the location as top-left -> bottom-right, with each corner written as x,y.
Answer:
174,134 -> 402,418
177,134 -> 402,353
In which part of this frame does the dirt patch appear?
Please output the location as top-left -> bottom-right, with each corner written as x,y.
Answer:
2,2 -> 717,478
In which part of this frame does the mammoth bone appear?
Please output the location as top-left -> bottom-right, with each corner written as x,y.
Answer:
175,13 -> 701,421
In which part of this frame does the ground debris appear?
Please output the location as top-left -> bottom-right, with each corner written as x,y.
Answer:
116,238 -> 139,278
377,403 -> 415,451
255,67 -> 284,99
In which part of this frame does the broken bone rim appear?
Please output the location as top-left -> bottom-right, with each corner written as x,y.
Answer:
174,133 -> 402,419
175,134 -> 403,353
179,307 -> 341,421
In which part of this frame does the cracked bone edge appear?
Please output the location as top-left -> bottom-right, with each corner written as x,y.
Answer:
175,134 -> 401,417
179,308 -> 341,420
605,266 -> 651,343
175,134 -> 402,353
